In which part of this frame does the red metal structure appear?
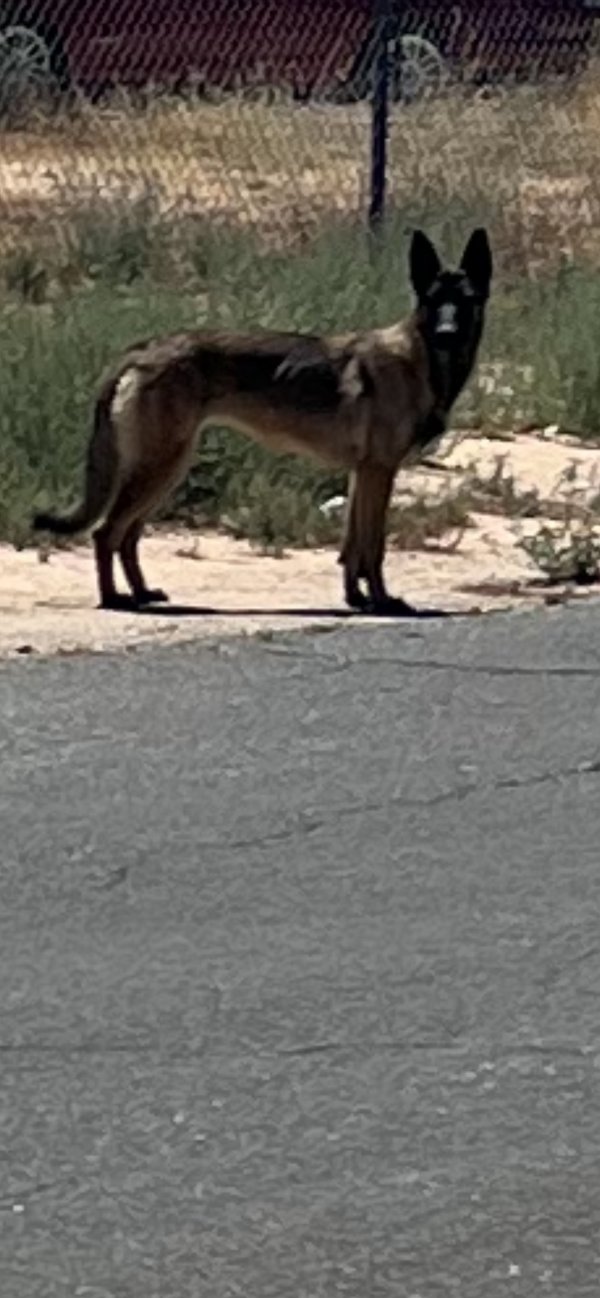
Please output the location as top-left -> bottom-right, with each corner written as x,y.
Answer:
0,1 -> 598,102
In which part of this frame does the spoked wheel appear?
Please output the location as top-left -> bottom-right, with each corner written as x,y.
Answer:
392,33 -> 448,103
0,22 -> 57,119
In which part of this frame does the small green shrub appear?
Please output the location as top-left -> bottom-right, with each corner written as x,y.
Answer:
519,523 -> 600,584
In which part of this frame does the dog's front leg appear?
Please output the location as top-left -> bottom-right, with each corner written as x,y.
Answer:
340,463 -> 408,615
339,470 -> 369,610
355,462 -> 401,613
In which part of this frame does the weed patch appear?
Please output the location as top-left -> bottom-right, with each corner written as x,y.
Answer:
519,522 -> 600,585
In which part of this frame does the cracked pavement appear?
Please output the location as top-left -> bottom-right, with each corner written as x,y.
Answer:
2,604 -> 600,1297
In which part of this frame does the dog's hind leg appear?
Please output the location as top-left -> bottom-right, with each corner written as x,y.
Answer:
119,521 -> 168,607
94,447 -> 192,609
93,524 -> 128,610
93,495 -> 162,612
92,479 -> 145,610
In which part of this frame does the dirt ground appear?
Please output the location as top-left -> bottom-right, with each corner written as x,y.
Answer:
2,430 -> 599,659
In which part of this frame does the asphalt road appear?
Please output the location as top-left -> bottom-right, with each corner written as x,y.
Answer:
2,604 -> 600,1298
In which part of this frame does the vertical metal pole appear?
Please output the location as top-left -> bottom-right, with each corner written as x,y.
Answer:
368,0 -> 392,235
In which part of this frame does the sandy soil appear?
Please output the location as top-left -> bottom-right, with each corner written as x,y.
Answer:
2,431 -> 599,660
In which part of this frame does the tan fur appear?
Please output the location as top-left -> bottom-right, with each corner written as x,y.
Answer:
32,229 -> 492,613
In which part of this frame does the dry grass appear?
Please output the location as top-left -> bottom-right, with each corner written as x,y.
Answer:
2,66 -> 600,268
463,455 -> 543,518
387,490 -> 473,552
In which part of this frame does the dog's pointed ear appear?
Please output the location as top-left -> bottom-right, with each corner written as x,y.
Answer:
409,230 -> 442,299
460,228 -> 493,298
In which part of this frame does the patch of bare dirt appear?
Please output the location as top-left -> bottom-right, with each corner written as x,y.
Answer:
2,430 -> 599,660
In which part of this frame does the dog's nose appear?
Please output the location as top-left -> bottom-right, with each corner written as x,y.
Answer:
436,303 -> 458,334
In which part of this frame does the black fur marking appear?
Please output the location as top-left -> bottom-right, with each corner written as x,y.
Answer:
273,341 -> 353,411
183,335 -> 365,414
408,229 -> 492,460
416,275 -> 488,412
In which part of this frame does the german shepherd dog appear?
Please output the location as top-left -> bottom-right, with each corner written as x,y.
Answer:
33,228 -> 492,614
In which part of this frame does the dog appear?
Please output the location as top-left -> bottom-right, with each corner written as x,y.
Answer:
32,227 -> 492,614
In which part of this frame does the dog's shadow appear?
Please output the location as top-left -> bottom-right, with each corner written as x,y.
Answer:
129,600 -> 465,621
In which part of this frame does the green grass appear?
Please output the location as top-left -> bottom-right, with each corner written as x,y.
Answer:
472,263 -> 600,433
1,199 -> 600,549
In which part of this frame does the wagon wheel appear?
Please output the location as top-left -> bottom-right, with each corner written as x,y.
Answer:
0,23 -> 55,114
393,34 -> 447,103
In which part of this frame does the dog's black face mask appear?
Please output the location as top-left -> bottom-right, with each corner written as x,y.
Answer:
409,227 -> 493,412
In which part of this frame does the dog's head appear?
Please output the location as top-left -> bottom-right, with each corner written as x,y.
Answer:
409,228 -> 492,392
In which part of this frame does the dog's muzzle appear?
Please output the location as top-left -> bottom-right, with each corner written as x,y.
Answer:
435,303 -> 459,336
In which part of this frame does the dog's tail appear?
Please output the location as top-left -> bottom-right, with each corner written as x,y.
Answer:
32,380 -> 120,538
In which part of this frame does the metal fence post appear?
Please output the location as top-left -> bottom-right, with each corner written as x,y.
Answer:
368,0 -> 392,235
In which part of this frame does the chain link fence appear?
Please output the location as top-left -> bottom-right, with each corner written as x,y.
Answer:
1,1 -> 600,545
0,1 -> 599,273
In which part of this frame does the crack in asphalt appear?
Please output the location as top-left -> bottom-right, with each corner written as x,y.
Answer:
265,645 -> 600,679
0,1037 -> 594,1064
379,660 -> 600,681
53,759 -> 599,888
276,1036 -> 464,1057
229,756 -> 600,847
107,757 -> 599,862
